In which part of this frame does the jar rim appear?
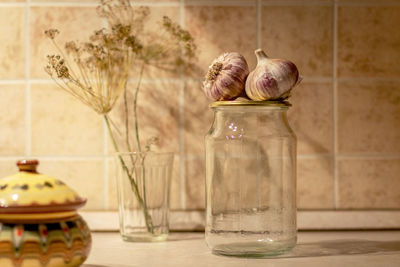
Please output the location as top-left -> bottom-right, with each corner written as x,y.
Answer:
210,100 -> 291,108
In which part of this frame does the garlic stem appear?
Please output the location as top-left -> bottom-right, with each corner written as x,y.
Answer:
255,49 -> 269,63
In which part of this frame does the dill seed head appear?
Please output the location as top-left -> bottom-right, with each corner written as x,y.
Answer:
46,54 -> 70,79
44,0 -> 197,115
44,29 -> 60,39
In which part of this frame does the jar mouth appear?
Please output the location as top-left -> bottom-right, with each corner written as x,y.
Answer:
210,100 -> 291,108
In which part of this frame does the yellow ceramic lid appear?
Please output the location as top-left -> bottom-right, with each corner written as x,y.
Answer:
0,159 -> 86,214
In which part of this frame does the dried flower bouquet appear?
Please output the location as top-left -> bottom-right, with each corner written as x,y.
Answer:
45,0 -> 196,235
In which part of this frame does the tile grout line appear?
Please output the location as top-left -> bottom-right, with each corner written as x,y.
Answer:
337,1 -> 400,7
262,0 -> 332,6
29,2 -> 98,7
103,112 -> 109,210
0,3 -> 25,7
183,0 -> 255,6
337,77 -> 400,82
29,2 -> 180,7
333,0 -> 339,209
262,0 -> 400,6
179,0 -> 186,210
25,0 -> 31,157
1,153 -> 398,161
101,17 -> 109,210
337,154 -> 400,160
256,0 -> 261,49
7,76 -> 400,85
12,0 -> 400,7
0,156 -> 108,161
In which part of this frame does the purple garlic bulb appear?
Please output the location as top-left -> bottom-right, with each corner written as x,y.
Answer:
245,49 -> 301,101
203,52 -> 249,101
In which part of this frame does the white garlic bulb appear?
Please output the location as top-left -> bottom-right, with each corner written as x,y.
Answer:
245,49 -> 301,101
203,52 -> 249,101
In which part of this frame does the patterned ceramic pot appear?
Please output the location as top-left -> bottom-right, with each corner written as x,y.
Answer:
0,160 -> 91,267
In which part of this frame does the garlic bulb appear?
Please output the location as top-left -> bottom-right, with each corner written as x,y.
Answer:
203,52 -> 249,101
245,49 -> 301,101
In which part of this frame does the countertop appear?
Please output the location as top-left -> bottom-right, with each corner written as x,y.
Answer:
84,231 -> 400,267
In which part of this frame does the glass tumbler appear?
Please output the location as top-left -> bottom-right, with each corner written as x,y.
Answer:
205,100 -> 297,257
114,152 -> 174,242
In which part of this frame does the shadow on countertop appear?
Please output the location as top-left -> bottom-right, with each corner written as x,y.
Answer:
277,239 -> 400,258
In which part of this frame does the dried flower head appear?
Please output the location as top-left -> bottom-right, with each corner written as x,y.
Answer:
44,29 -> 59,39
45,55 -> 70,79
45,0 -> 197,151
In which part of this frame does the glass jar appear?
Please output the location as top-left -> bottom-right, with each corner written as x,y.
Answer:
205,100 -> 297,257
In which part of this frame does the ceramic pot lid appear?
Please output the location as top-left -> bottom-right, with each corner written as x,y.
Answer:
0,159 -> 86,214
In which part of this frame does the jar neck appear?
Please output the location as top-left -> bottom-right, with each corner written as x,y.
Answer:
212,106 -> 291,133
213,106 -> 289,119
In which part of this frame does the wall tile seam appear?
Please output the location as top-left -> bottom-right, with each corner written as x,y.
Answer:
301,77 -> 334,83
337,1 -> 400,7
25,0 -> 31,158
25,0 -> 396,6
299,208 -> 400,211
184,0 -> 400,8
0,156 -> 108,161
183,1 -> 256,6
0,3 -> 25,7
28,2 -> 180,7
262,0 -> 333,6
333,0 -> 339,209
182,154 -> 337,159
0,76 -> 343,84
29,3 -> 97,7
256,0 -> 261,49
337,77 -> 400,83
179,0 -> 186,209
0,80 -> 26,84
102,101 -> 109,210
0,2 -> 331,8
5,77 -> 400,84
337,154 -> 400,160
182,0 -> 382,7
99,6 -> 109,211
91,208 -> 400,211
3,1 -> 400,8
297,154 -> 334,159
25,79 -> 186,84
2,154 -> 399,161
262,0 -> 400,6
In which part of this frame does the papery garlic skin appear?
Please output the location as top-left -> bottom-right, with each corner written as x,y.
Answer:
203,52 -> 249,101
245,49 -> 300,101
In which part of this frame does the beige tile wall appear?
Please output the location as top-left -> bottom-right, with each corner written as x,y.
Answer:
0,0 -> 399,213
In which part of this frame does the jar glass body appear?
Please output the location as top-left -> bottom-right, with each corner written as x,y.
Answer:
205,104 -> 297,257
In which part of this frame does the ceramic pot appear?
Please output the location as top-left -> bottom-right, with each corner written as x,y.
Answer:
0,159 -> 91,267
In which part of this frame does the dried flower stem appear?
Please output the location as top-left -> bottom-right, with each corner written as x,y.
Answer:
133,63 -> 145,153
123,84 -> 133,158
104,114 -> 154,233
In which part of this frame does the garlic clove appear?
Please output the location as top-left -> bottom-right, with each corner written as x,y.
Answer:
203,52 -> 249,101
245,49 -> 300,101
